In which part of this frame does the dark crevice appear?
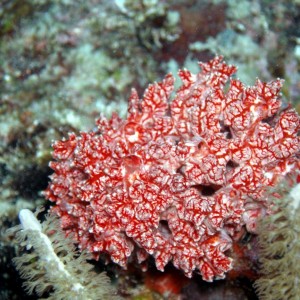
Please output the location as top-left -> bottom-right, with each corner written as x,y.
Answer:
197,140 -> 204,149
191,184 -> 221,196
158,220 -> 172,238
226,159 -> 239,172
176,165 -> 185,175
261,115 -> 277,128
219,121 -> 232,139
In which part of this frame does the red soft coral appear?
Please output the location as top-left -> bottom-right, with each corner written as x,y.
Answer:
45,56 -> 300,281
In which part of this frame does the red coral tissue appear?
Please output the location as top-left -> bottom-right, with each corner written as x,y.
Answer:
45,56 -> 300,282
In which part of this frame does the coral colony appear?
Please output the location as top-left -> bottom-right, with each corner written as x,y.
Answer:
45,56 -> 300,282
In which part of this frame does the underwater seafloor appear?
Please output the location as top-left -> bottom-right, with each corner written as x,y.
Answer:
1,0 -> 300,299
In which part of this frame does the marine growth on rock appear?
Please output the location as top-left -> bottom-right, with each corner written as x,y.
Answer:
45,56 -> 300,281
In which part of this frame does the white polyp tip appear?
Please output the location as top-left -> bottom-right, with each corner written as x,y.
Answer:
19,209 -> 42,232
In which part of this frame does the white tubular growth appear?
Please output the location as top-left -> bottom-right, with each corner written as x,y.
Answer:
19,209 -> 42,231
18,209 -> 84,293
13,209 -> 120,300
289,183 -> 300,212
18,209 -> 42,250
